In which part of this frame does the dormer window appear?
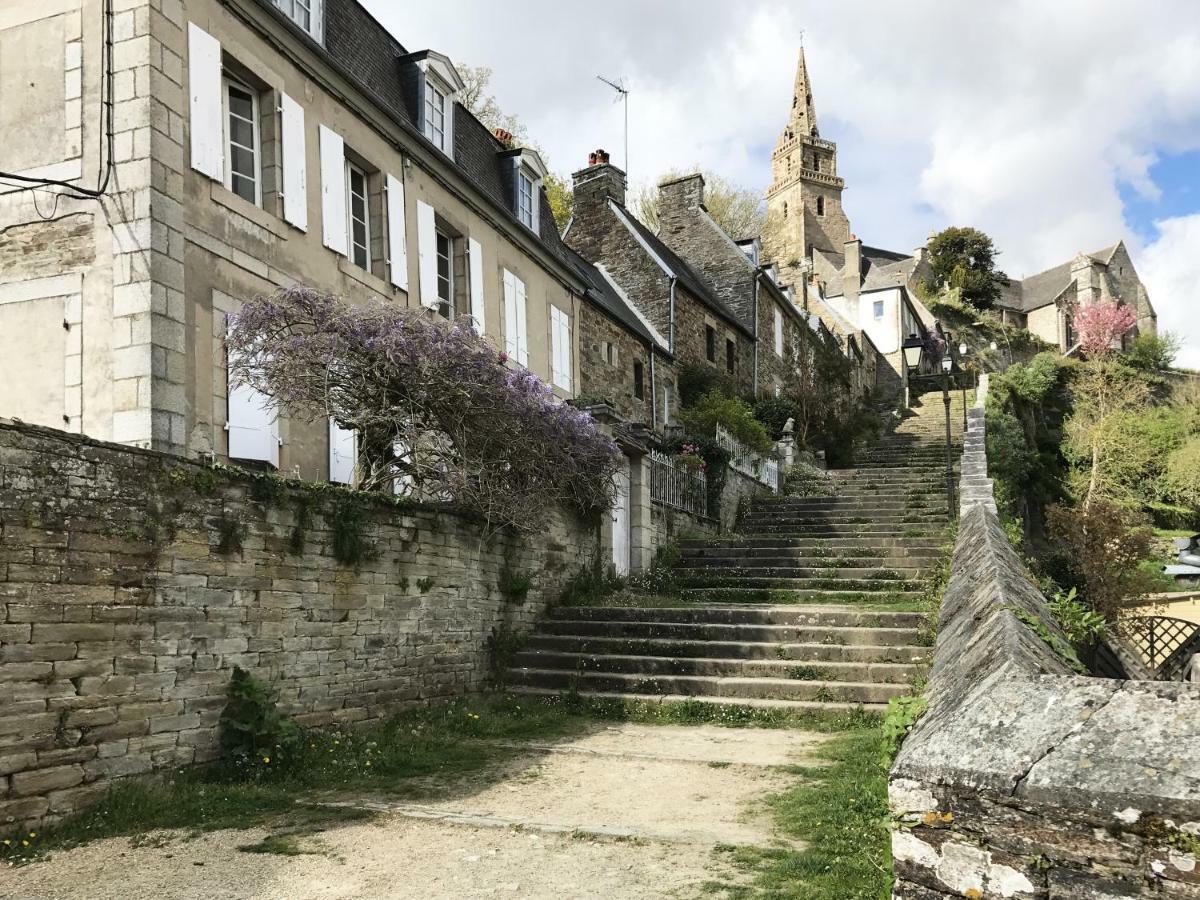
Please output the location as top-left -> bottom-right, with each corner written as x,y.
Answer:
517,170 -> 534,228
407,51 -> 464,159
424,79 -> 447,149
272,0 -> 323,41
507,148 -> 547,234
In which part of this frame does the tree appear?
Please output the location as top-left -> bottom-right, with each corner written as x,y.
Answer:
633,169 -> 766,238
457,64 -> 572,232
1071,299 -> 1136,355
923,226 -> 1009,311
1124,331 -> 1179,372
226,288 -> 620,534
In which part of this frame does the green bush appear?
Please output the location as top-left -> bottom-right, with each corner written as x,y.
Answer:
1125,332 -> 1180,372
677,362 -> 736,409
1161,436 -> 1200,510
218,668 -> 300,771
753,395 -> 794,440
680,391 -> 774,454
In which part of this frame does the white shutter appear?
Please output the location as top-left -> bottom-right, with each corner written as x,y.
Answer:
550,306 -> 571,391
468,237 -> 485,334
774,306 -> 784,357
187,23 -> 223,181
328,418 -> 357,484
386,173 -> 408,291
416,200 -> 438,308
280,93 -> 308,231
515,275 -> 529,366
226,332 -> 280,467
503,269 -> 518,358
319,125 -> 347,255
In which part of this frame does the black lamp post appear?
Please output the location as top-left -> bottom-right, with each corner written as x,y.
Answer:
958,342 -> 969,432
940,353 -> 956,521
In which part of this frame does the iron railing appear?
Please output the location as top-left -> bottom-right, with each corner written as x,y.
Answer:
1125,616 -> 1200,681
649,450 -> 707,517
715,424 -> 780,493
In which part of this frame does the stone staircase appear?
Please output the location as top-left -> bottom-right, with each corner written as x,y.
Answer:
507,392 -> 967,713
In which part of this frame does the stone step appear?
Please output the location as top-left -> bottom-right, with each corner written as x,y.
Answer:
740,512 -> 950,525
545,605 -> 925,627
537,618 -> 921,645
677,578 -> 921,594
676,566 -> 926,580
524,634 -> 931,664
678,550 -> 940,565
755,498 -> 949,510
680,536 -> 945,550
677,587 -> 924,604
740,525 -> 946,537
506,685 -> 889,714
505,668 -> 911,704
511,651 -> 923,684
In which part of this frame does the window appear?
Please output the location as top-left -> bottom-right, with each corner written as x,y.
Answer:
272,0 -> 322,40
774,307 -> 784,358
663,382 -> 673,426
603,341 -> 618,366
726,338 -> 736,374
783,201 -> 788,219
346,163 -> 370,269
503,269 -> 528,366
816,196 -> 825,217
435,230 -> 454,319
705,325 -> 716,363
224,77 -> 260,205
633,361 -> 645,400
873,300 -> 885,320
424,78 -> 448,151
517,170 -> 535,229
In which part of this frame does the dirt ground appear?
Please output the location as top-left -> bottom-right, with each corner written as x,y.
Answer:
1,723 -> 826,900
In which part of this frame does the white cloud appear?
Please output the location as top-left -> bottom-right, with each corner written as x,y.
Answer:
1140,215 -> 1200,369
365,0 -> 1200,361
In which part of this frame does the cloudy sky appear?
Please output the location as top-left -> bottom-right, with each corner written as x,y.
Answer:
368,0 -> 1200,365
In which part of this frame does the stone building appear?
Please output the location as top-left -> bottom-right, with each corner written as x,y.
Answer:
993,241 -> 1157,351
564,152 -> 757,427
0,0 -> 594,483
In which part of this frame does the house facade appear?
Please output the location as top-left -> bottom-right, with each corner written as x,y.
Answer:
0,0 -> 589,483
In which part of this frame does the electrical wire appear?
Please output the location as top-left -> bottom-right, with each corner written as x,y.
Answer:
0,0 -> 114,202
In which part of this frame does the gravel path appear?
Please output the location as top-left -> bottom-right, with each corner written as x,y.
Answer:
2,723 -> 825,900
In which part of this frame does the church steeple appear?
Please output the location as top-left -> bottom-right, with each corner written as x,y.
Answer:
788,48 -> 819,139
760,42 -> 852,294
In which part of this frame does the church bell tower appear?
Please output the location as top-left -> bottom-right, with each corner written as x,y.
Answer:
761,48 -> 852,292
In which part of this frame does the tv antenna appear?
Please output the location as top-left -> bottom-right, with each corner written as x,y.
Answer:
596,75 -> 629,174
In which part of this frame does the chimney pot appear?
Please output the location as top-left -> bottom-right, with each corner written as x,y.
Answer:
492,128 -> 513,146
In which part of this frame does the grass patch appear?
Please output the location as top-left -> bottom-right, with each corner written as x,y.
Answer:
704,726 -> 891,899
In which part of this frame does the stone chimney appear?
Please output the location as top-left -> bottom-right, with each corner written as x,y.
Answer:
656,173 -> 705,233
492,127 -> 514,147
571,148 -> 626,210
842,235 -> 862,322
566,149 -> 627,262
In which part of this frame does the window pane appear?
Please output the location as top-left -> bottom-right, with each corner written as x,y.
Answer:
230,117 -> 254,150
228,88 -> 253,120
230,145 -> 254,179
436,232 -> 453,317
231,173 -> 255,203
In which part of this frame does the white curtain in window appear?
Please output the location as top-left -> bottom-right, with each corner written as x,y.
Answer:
280,93 -> 307,231
319,125 -> 347,255
187,23 -> 223,181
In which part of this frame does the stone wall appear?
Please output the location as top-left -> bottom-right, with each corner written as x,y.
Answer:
0,420 -> 597,828
889,380 -> 1200,899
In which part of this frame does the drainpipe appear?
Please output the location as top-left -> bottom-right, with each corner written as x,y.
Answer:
649,344 -> 658,431
668,277 -> 677,354
752,273 -> 761,397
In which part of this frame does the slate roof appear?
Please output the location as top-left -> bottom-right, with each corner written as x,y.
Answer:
993,243 -> 1123,314
253,0 -> 575,275
563,247 -> 661,348
610,201 -> 756,339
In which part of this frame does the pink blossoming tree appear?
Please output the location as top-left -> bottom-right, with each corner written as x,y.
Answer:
226,287 -> 620,534
1071,299 -> 1136,356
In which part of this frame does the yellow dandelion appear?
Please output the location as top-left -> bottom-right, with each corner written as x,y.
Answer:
365,761 -> 371,767
28,833 -> 36,838
21,841 -> 28,847
3,839 -> 11,845
263,757 -> 271,764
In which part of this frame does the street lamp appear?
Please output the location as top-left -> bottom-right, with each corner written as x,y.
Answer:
940,353 -> 956,521
957,342 -> 969,431
901,335 -> 925,409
